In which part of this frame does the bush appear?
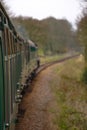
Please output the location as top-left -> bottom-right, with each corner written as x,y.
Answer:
82,67 -> 87,84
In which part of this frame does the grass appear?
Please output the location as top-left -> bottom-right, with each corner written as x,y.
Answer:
49,55 -> 87,130
40,53 -> 74,65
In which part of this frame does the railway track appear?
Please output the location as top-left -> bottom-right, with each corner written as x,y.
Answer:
21,54 -> 80,94
36,54 -> 80,75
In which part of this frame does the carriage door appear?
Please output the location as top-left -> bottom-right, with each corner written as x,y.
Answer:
0,37 -> 5,130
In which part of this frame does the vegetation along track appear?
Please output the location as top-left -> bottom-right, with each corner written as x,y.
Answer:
36,54 -> 80,75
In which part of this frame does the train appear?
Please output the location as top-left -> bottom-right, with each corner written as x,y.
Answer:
0,2 -> 39,130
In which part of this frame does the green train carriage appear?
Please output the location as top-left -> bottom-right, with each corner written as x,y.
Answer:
0,7 -> 24,129
0,2 -> 39,130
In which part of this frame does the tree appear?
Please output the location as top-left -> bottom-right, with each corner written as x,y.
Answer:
77,1 -> 87,83
78,16 -> 87,54
1,0 -> 14,16
13,16 -> 80,55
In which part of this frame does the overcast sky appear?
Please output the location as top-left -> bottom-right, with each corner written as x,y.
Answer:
4,0 -> 82,27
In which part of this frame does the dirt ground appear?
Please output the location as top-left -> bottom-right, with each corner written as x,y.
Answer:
15,65 -> 57,130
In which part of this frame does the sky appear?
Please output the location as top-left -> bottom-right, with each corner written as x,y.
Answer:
4,0 -> 82,27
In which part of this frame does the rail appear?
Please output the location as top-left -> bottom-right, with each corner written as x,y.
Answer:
36,54 -> 80,75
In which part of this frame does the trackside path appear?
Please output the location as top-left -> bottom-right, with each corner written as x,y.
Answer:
15,66 -> 56,130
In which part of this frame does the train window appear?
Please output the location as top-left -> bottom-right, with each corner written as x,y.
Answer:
20,43 -> 22,52
8,31 -> 15,55
12,35 -> 14,54
4,27 -> 8,56
17,42 -> 21,53
3,27 -> 13,56
6,28 -> 11,55
19,44 -> 21,52
9,33 -> 12,55
10,32 -> 14,55
14,43 -> 17,53
2,33 -> 6,56
17,42 -> 19,53
13,38 -> 16,53
4,17 -> 6,24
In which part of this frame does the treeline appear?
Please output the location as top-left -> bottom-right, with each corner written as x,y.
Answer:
77,1 -> 87,83
12,16 -> 80,55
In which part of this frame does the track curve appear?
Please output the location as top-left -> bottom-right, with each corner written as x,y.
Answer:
36,54 -> 80,75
